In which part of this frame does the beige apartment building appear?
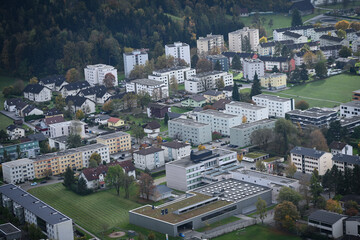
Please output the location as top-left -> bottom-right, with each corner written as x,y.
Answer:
197,34 -> 224,55
96,131 -> 131,154
229,27 -> 259,52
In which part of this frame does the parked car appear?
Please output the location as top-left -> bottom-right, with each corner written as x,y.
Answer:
40,180 -> 47,184
250,167 -> 256,170
57,177 -> 64,180
30,182 -> 37,186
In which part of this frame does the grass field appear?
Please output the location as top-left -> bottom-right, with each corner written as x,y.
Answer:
264,74 -> 360,108
197,216 -> 241,232
213,225 -> 301,240
171,106 -> 191,114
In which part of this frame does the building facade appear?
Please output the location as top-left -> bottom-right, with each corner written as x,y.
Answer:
165,42 -> 191,65
0,141 -> 40,161
197,34 -> 224,55
123,50 -> 148,78
340,101 -> 360,118
162,141 -> 191,162
184,71 -> 233,94
228,27 -> 259,52
225,101 -> 269,123
133,147 -> 165,170
197,109 -> 241,136
49,120 -> 86,138
243,59 -> 265,81
206,55 -> 229,72
96,132 -> 131,154
148,66 -> 195,85
2,158 -> 35,184
23,84 -> 52,102
84,64 -> 118,86
168,118 -> 212,145
252,94 -> 294,117
126,79 -> 168,100
259,73 -> 287,90
76,144 -> 110,168
286,108 -> 337,128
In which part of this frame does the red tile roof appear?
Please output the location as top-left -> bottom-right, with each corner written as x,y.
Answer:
108,117 -> 121,123
81,161 -> 135,181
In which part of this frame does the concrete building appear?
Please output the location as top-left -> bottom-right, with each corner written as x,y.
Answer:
6,125 -> 25,140
76,143 -> 110,168
133,147 -> 165,170
340,116 -> 360,133
345,216 -> 360,237
258,56 -> 295,73
308,210 -> 347,239
312,26 -> 336,41
78,85 -> 112,105
0,223 -> 22,239
230,119 -> 276,148
252,94 -> 294,118
290,146 -> 333,175
162,141 -> 191,162
273,25 -> 314,41
320,35 -> 349,47
203,90 -> 226,103
2,158 -> 35,184
23,84 -> 51,103
168,118 -> 212,145
340,101 -> 360,118
206,55 -> 229,72
165,42 -> 191,65
126,79 -> 168,100
96,131 -> 131,154
65,96 -> 96,114
228,27 -> 259,52
184,71 -> 233,94
0,184 -> 74,240
282,31 -> 308,43
197,109 -> 241,136
181,95 -> 206,108
197,34 -> 224,55
225,101 -> 268,123
59,81 -> 90,98
243,58 -> 264,81
332,154 -> 360,172
84,64 -> 118,86
49,136 -> 68,150
147,103 -> 170,118
123,49 -> 148,78
259,73 -> 287,90
0,141 -> 40,162
49,120 -> 86,138
148,66 -> 195,85
39,75 -> 66,91
329,141 -> 353,156
257,40 -> 294,56
286,108 -> 337,128
320,45 -> 342,59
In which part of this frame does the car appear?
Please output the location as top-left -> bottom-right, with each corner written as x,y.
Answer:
119,156 -> 124,160
57,177 -> 64,180
250,167 -> 256,170
40,180 -> 47,184
179,233 -> 185,237
30,182 -> 37,186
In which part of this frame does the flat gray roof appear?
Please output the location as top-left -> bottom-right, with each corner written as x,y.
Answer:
130,79 -> 163,86
194,71 -> 226,78
287,108 -> 337,118
2,158 -> 34,168
153,66 -> 190,73
309,210 -> 345,225
34,149 -> 80,161
75,143 -> 108,151
169,118 -> 209,127
97,131 -> 129,140
199,109 -> 238,118
231,119 -> 275,130
235,169 -> 298,184
290,146 -> 326,158
227,101 -> 266,110
340,116 -> 360,126
50,135 -> 68,144
342,100 -> 360,108
253,94 -> 292,102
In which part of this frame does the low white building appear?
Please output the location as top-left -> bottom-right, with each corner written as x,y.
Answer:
184,71 -> 233,94
168,118 -> 212,145
148,66 -> 195,85
320,35 -> 349,47
6,125 -> 25,140
329,141 -> 353,156
133,147 -> 165,170
84,64 -> 118,86
320,45 -> 342,59
273,25 -> 314,41
76,143 -> 110,168
252,94 -> 295,118
345,216 -> 360,237
340,101 -> 360,118
332,154 -> 360,172
126,79 -> 168,100
197,109 -> 241,136
49,120 -> 86,138
2,158 -> 35,184
39,75 -> 66,91
77,85 -> 112,105
312,26 -> 336,41
282,31 -> 308,44
143,121 -> 161,138
225,101 -> 269,123
4,98 -> 24,112
23,84 -> 51,102
162,141 -> 191,162
308,210 -> 347,239
48,136 -> 68,150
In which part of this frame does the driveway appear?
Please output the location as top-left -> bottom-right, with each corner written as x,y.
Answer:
19,177 -> 64,191
0,110 -> 36,130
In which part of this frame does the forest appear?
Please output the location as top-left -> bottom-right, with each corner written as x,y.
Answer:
0,0 -> 291,78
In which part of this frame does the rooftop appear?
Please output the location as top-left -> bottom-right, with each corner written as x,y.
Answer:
130,79 -> 163,86
153,66 -> 190,73
75,143 -> 108,152
231,119 -> 275,130
283,31 -> 303,38
314,26 -> 335,32
162,141 -> 190,149
333,153 -> 360,165
203,90 -> 224,97
274,25 -> 313,33
194,71 -> 226,78
341,100 -> 360,108
235,169 -> 297,184
340,116 -> 360,127
169,118 -> 210,128
226,101 -> 267,110
2,158 -> 34,168
320,35 -> 343,42
309,210 -> 346,225
286,107 -> 337,118
108,117 -> 122,123
50,135 -> 68,144
0,223 -> 21,235
329,141 -> 347,150
320,45 -> 342,51
134,147 -> 164,156
253,94 -> 291,102
199,109 -> 238,119
290,146 -> 326,158
165,42 -> 189,48
96,131 -> 129,140
23,84 -> 46,94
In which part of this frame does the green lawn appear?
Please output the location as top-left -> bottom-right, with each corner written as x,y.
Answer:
265,74 -> 360,108
178,84 -> 185,91
240,88 -> 251,94
213,225 -> 300,240
233,72 -> 243,80
197,216 -> 241,232
171,106 -> 191,114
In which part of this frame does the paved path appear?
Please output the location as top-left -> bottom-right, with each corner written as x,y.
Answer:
0,110 -> 36,130
154,176 -> 166,185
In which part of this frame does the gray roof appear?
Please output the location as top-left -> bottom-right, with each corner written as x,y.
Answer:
97,131 -> 129,140
0,223 -> 21,235
287,108 -> 337,118
0,184 -> 71,225
340,116 -> 360,127
169,118 -> 209,127
283,31 -> 302,38
332,153 -> 360,165
130,79 -> 163,86
309,210 -> 345,225
231,119 -> 276,130
134,147 -> 164,156
199,109 -> 238,118
153,65 -> 189,73
194,71 -> 225,78
23,84 -> 46,94
28,133 -> 47,142
155,185 -> 173,195
162,141 -> 190,149
75,143 -> 108,152
290,146 -> 326,158
188,95 -> 206,102
226,101 -> 266,110
203,90 -> 224,97
96,114 -> 111,121
253,94 -> 292,102
342,100 -> 360,108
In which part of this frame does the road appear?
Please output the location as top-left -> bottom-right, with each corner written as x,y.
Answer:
0,110 -> 36,130
19,177 -> 63,191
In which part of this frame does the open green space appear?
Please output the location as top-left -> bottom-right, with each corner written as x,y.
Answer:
240,88 -> 251,94
232,72 -> 243,80
197,216 -> 241,232
178,84 -> 185,91
265,74 -> 360,108
212,225 -> 301,240
245,152 -> 267,159
171,106 -> 191,114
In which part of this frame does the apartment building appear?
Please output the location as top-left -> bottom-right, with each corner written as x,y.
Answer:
230,119 -> 276,148
258,56 -> 295,72
286,108 -> 337,128
162,141 -> 191,161
320,45 -> 342,59
39,75 -> 66,91
166,148 -> 238,191
197,109 -> 241,136
2,158 -> 35,184
290,146 -> 333,175
0,184 -> 74,240
228,27 -> 259,52
0,141 -> 40,161
329,141 -> 353,156
252,94 -> 294,117
353,90 -> 360,101
126,79 -> 168,100
196,34 -> 224,55
59,81 -> 90,98
256,40 -> 294,56
203,90 -> 226,103
282,31 -> 308,43
168,118 -> 212,145
273,25 -> 314,41
243,58 -> 265,81
148,66 -> 195,85
165,42 -> 191,65
259,73 -> 287,90
312,26 -> 336,41
308,210 -> 347,239
84,64 -> 118,86
123,49 -> 148,78
332,154 -> 360,172
340,116 -> 360,133
96,131 -> 131,154
75,144 -> 110,168
206,55 -> 229,72
133,147 -> 165,170
23,84 -> 52,103
49,120 -> 86,138
340,101 -> 360,118
184,71 -> 233,94
320,35 -> 349,47
225,101 -> 268,123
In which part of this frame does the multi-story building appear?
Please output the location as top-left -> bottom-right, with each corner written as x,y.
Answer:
225,101 -> 268,123
312,26 -> 336,41
320,35 -> 348,47
126,79 -> 168,100
290,146 -> 333,175
165,42 -> 191,65
230,119 -> 276,148
49,120 -> 86,138
2,158 -> 35,184
59,81 -> 90,98
39,75 -> 66,92
0,141 -> 40,161
256,40 -> 294,56
166,148 -> 238,191
23,84 -> 52,102
252,94 -> 294,117
329,141 -> 353,156
96,131 -> 131,154
340,116 -> 360,133
352,90 -> 360,101
78,85 -> 112,105
133,147 -> 165,170
320,45 -> 342,59
228,27 -> 259,52
243,58 -> 265,81
340,101 -> 360,118
0,184 -> 74,240
65,96 -> 96,114
308,210 -> 347,239
6,125 -> 25,140
282,31 -> 308,43
148,66 -> 195,85
147,103 -> 170,118
162,141 -> 191,161
196,34 -> 224,55
206,55 -> 229,72
84,64 -> 118,86
197,109 -> 241,136
184,71 -> 233,94
259,73 -> 287,90
332,154 -> 360,172
168,118 -> 212,145
258,56 -> 295,72
203,90 -> 226,103
273,25 -> 314,41
123,49 -> 148,78
75,144 -> 110,167
286,108 -> 337,128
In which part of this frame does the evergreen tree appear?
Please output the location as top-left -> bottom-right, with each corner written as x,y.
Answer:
315,61 -> 327,79
3,150 -> 10,162
214,60 -> 222,71
63,166 -> 75,189
232,55 -> 241,70
191,54 -> 199,68
77,177 -> 91,195
299,63 -> 309,83
310,169 -> 323,207
326,121 -> 343,144
232,84 -> 240,101
272,65 -> 279,73
164,113 -> 169,126
352,165 -> 360,194
291,8 -> 303,27
250,72 -> 262,97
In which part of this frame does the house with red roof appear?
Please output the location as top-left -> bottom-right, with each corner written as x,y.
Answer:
107,117 -> 124,129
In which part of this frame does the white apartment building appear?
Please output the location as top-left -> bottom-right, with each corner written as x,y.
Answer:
308,210 -> 347,239
329,141 -> 353,156
168,118 -> 212,145
49,120 -> 86,138
197,34 -> 224,55
23,84 -> 52,103
290,146 -> 333,175
228,27 -> 259,52
165,42 -> 191,65
148,66 -> 195,85
126,79 -> 168,100
273,25 -> 315,41
84,64 -> 118,86
225,101 -> 269,123
2,158 -> 35,184
311,27 -> 336,41
123,49 -> 148,78
184,71 -> 233,94
243,58 -> 265,81
340,101 -> 360,118
133,147 -> 165,170
252,94 -> 295,118
332,154 -> 360,172
282,31 -> 308,44
161,141 -> 191,161
197,109 -> 241,136
320,35 -> 349,47
76,144 -> 110,168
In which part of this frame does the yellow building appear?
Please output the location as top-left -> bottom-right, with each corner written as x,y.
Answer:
203,90 -> 226,103
260,73 -> 287,90
96,131 -> 131,154
107,117 -> 125,129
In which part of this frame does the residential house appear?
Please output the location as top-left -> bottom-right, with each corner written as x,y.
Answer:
320,35 -> 348,47
44,108 -> 63,118
320,45 -> 342,59
4,98 -> 24,112
252,94 -> 294,117
23,84 -> 51,102
222,86 -> 233,98
49,120 -> 86,138
212,99 -> 231,111
228,27 -> 259,53
37,115 -> 65,136
2,158 -> 35,184
6,125 -> 25,140
165,42 -> 191,65
168,118 -> 212,145
333,154 -> 360,172
78,85 -> 112,104
239,8 -> 249,17
15,102 -> 28,117
0,140 -> 40,161
282,31 -> 308,43
286,41 -> 319,52
123,49 -> 148,78
340,101 -> 360,118
126,79 -> 169,100
184,71 -> 233,94
143,121 -> 161,138
65,95 -> 96,114
60,81 -> 90,98
308,210 -> 347,239
181,95 -> 206,108
197,109 -> 241,136
329,141 -> 353,156
39,75 -> 66,91
94,115 -> 111,125
141,185 -> 173,201
203,90 -> 226,103
20,105 -> 44,117
243,58 -> 265,81
346,28 -> 358,42
197,34 -> 225,55
147,103 -> 170,118
107,117 -> 124,129
148,66 -> 195,85
84,64 -> 117,86
257,40 -> 294,56
54,77 -> 68,92
258,56 -> 295,72
96,131 -> 131,154
286,108 -> 337,128
225,101 -> 269,123
133,147 -> 165,170
259,73 -> 287,90
206,55 -> 229,72
48,136 -> 68,150
162,141 -> 191,161
289,0 -> 314,15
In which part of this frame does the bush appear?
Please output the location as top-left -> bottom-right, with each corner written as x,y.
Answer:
24,115 -> 45,122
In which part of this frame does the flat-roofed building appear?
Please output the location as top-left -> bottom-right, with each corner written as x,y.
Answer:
123,49 -> 148,78
197,109 -> 241,136
126,79 -> 168,100
340,116 -> 360,133
252,94 -> 294,118
133,147 -> 165,170
259,73 -> 287,90
340,101 -> 360,118
225,101 -> 268,123
243,59 -> 264,81
206,55 -> 229,72
352,89 -> 360,101
168,118 -> 212,145
197,34 -> 224,55
96,131 -> 131,154
184,71 -> 233,94
332,154 -> 360,172
228,27 -> 259,52
162,141 -> 191,161
148,66 -> 195,85
2,158 -> 35,184
84,64 -> 117,86
165,42 -> 191,65
49,120 -> 86,138
286,108 -> 337,128
76,143 -> 110,167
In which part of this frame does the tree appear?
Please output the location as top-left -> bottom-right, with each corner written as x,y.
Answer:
308,129 -> 328,151
77,177 -> 91,195
102,100 -> 113,112
285,161 -> 297,178
66,134 -> 82,148
196,59 -> 212,73
147,232 -> 156,240
278,187 -> 302,207
89,159 -> 98,168
256,197 -> 267,224
326,120 -> 344,144
29,77 -> 38,84
335,20 -> 350,30
155,55 -> 175,69
256,160 -> 266,172
0,130 -> 9,143
123,174 -> 134,199
274,118 -> 298,155
232,84 -> 240,101
55,94 -> 66,111
339,46 -> 352,58
16,145 -> 24,159
28,223 -> 46,240
275,42 -> 283,57
295,100 -> 309,110
191,54 -> 199,68
89,152 -> 102,165
63,166 -> 75,189
106,165 -> 125,196
241,35 -> 252,52
216,79 -> 225,90
315,61 -> 327,79
272,65 -> 279,73
2,150 -> 11,162
65,68 -> 80,83
214,60 -> 222,71
169,76 -> 178,95
291,9 -> 303,27
250,128 -> 274,150
138,92 -> 151,110
103,73 -> 116,88
326,199 -> 343,214
138,173 -> 155,200
310,169 -> 323,207
303,51 -> 317,68
123,93 -> 137,110
337,29 -> 346,39
274,201 -> 300,231
345,200 -> 359,216
75,110 -> 84,120
232,55 -> 241,70
259,36 -> 267,43
299,63 -> 309,82
250,72 -> 261,97
299,175 -> 311,208
133,125 -> 145,144
164,113 -> 169,126
198,145 -> 206,151
350,21 -> 360,31
268,19 -> 274,28
281,45 -> 290,57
